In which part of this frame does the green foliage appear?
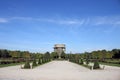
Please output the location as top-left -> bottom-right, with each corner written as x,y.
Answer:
93,61 -> 100,69
51,52 -> 59,59
86,59 -> 89,65
24,61 -> 31,69
38,58 -> 41,64
0,49 -> 11,58
43,52 -> 51,59
112,49 -> 120,58
32,59 -> 37,66
61,51 -> 66,59
79,59 -> 83,64
42,59 -> 44,63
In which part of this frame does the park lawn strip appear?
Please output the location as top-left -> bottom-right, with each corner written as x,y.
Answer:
99,62 -> 120,67
0,62 -> 25,68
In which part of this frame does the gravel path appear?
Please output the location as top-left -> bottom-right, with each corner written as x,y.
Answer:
0,61 -> 120,80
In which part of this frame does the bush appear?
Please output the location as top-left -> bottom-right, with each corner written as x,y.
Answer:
79,59 -> 83,64
38,58 -> 41,64
24,61 -> 31,69
86,59 -> 89,65
93,61 -> 100,69
41,59 -> 44,63
42,59 -> 46,63
32,59 -> 37,66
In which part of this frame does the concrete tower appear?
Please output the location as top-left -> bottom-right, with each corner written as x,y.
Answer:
54,44 -> 66,59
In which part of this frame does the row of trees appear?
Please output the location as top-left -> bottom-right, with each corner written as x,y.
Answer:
0,48 -> 120,60
24,58 -> 51,69
0,49 -> 31,59
0,49 -> 50,59
66,49 -> 120,60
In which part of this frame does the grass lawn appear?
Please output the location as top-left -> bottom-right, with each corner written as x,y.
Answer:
99,62 -> 120,67
0,62 -> 25,68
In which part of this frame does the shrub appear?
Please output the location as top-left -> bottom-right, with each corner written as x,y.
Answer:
24,61 -> 31,69
93,61 -> 100,69
76,59 -> 79,63
42,59 -> 44,63
79,59 -> 83,64
32,59 -> 37,66
38,58 -> 41,64
42,59 -> 46,63
86,59 -> 89,65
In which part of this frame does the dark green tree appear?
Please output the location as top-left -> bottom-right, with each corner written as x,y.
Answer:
24,61 -> 31,69
61,51 -> 66,59
93,61 -> 100,69
38,58 -> 41,64
79,59 -> 83,64
32,59 -> 37,66
112,49 -> 120,58
51,52 -> 58,59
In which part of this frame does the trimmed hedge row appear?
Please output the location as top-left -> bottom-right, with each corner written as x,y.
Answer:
23,58 -> 51,69
69,58 -> 100,69
24,61 -> 31,69
0,60 -> 20,64
0,58 -> 31,64
103,60 -> 120,64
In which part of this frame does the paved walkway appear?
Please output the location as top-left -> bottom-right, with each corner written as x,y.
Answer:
0,61 -> 120,80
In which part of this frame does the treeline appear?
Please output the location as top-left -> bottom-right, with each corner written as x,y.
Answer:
0,49 -> 52,65
0,49 -> 51,59
0,49 -> 31,59
66,49 -> 120,66
0,48 -> 120,60
69,49 -> 120,60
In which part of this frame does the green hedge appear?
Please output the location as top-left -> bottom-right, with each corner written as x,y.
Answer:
93,61 -> 100,69
24,61 -> 31,69
32,59 -> 37,66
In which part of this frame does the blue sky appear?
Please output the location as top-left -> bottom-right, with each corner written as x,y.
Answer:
0,0 -> 120,53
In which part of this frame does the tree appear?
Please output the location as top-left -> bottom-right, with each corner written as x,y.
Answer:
38,58 -> 41,64
93,61 -> 100,69
44,52 -> 51,59
79,58 -> 83,64
9,51 -> 25,58
74,54 -> 80,63
86,58 -> 89,65
112,49 -> 120,58
51,52 -> 58,59
0,49 -> 11,58
23,51 -> 30,59
101,50 -> 107,60
32,59 -> 37,66
91,51 -> 98,59
24,61 -> 31,69
0,50 -> 2,58
106,51 -> 113,59
61,51 -> 66,59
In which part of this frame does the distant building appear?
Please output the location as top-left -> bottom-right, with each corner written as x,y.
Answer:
54,44 -> 66,59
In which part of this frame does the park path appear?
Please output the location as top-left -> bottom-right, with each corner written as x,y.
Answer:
0,61 -> 120,80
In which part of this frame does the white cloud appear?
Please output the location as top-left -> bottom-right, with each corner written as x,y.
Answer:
91,16 -> 120,26
56,19 -> 85,25
38,16 -> 120,26
114,21 -> 120,25
0,18 -> 8,23
11,17 -> 33,20
0,16 -> 120,26
36,18 -> 85,25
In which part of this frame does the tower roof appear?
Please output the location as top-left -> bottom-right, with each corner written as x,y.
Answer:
54,44 -> 65,48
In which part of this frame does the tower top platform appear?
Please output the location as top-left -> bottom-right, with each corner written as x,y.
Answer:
54,44 -> 65,48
